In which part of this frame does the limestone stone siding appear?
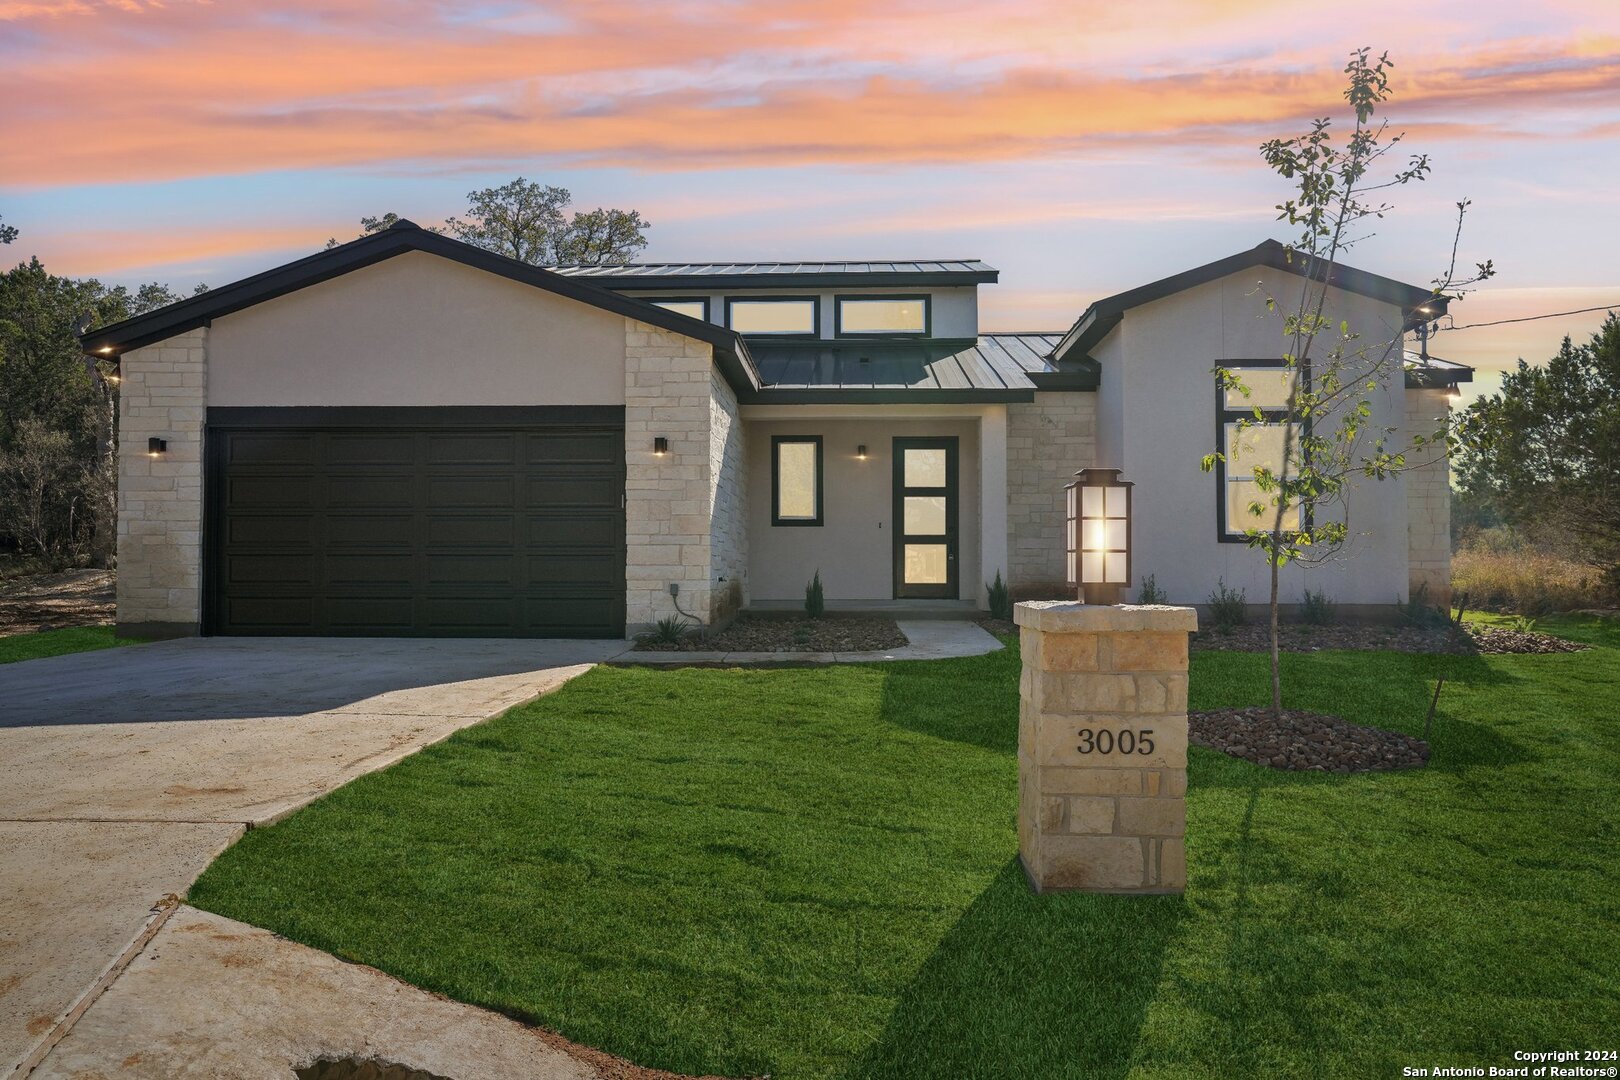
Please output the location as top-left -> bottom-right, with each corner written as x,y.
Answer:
1014,601 -> 1196,894
117,329 -> 207,633
1405,388 -> 1453,607
1007,392 -> 1097,598
624,318 -> 734,632
709,366 -> 748,621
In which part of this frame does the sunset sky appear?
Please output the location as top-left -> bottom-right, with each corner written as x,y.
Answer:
4,0 -> 1618,402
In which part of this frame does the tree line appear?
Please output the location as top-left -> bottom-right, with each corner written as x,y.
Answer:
0,180 -> 649,569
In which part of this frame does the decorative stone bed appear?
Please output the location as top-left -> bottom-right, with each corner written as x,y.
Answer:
1191,707 -> 1431,772
1192,622 -> 1588,655
634,614 -> 907,653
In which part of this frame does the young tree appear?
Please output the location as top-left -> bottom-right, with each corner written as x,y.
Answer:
1455,314 -> 1620,593
1,214 -> 17,245
1200,48 -> 1493,718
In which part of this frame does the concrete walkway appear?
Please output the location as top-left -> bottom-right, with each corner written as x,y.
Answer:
0,637 -> 622,1077
606,618 -> 1005,666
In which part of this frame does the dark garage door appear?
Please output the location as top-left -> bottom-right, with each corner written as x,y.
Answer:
205,407 -> 625,638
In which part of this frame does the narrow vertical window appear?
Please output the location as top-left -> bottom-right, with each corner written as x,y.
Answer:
1217,365 -> 1302,539
772,436 -> 822,526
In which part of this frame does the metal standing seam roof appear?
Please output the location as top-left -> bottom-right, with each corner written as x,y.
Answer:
750,333 -> 1067,394
551,259 -> 997,278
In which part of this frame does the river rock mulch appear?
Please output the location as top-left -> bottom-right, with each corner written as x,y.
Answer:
634,614 -> 907,653
1190,706 -> 1431,772
976,617 -> 1018,638
1193,622 -> 1587,655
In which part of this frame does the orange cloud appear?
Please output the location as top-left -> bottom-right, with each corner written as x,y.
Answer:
33,223 -> 334,277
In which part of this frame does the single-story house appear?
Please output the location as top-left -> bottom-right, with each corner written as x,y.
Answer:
82,221 -> 1470,639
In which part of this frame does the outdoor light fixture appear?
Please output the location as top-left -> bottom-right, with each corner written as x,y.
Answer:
653,436 -> 669,456
857,444 -> 868,460
1065,468 -> 1133,605
147,437 -> 167,458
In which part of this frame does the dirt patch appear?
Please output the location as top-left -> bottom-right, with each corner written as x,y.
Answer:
975,617 -> 1018,638
1193,621 -> 1588,655
634,614 -> 906,653
1191,706 -> 1430,772
0,569 -> 114,635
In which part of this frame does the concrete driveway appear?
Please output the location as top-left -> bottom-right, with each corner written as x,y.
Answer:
0,636 -> 622,1077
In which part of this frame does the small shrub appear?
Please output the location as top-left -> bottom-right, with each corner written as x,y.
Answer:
1511,614 -> 1538,633
987,571 -> 1012,620
1137,574 -> 1167,605
1207,578 -> 1247,631
1401,583 -> 1451,627
1300,588 -> 1337,625
805,570 -> 825,620
647,615 -> 689,645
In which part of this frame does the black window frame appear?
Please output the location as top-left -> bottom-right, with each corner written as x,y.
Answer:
771,435 -> 824,527
639,296 -> 711,322
834,293 -> 932,338
725,295 -> 821,338
1214,360 -> 1310,543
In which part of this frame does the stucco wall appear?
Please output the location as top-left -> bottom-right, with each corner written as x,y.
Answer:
1405,388 -> 1453,607
1007,393 -> 1098,598
208,251 -> 626,406
1107,267 -> 1413,607
116,329 -> 207,634
745,416 -> 981,602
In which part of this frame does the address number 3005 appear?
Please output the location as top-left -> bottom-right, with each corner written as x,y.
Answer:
1076,729 -> 1155,755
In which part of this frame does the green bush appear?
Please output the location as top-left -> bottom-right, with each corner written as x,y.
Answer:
646,615 -> 689,645
805,570 -> 825,620
1137,574 -> 1167,605
1401,583 -> 1451,627
1207,578 -> 1247,631
986,570 -> 1012,620
1300,588 -> 1337,625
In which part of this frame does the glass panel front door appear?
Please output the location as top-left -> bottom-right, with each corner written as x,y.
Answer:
892,437 -> 958,598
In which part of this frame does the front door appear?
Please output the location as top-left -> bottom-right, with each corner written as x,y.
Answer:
892,437 -> 958,599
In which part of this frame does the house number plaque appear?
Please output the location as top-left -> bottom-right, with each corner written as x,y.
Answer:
1076,728 -> 1156,755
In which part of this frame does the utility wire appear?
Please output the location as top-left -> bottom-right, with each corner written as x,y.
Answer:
1432,303 -> 1620,333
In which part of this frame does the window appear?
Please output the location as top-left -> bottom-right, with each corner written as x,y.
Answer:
645,297 -> 709,321
772,436 -> 822,526
837,295 -> 929,336
1217,365 -> 1301,540
727,297 -> 818,336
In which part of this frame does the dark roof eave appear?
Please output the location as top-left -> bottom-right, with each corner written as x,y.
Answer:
78,224 -> 763,395
1051,240 -> 1454,365
1405,367 -> 1473,388
1026,369 -> 1100,391
600,270 -> 998,289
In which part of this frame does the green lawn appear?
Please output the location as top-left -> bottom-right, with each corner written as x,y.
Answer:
0,625 -> 130,664
189,617 -> 1620,1079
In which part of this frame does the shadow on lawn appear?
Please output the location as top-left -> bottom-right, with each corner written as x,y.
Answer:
876,648 -> 1021,754
840,859 -> 1185,1080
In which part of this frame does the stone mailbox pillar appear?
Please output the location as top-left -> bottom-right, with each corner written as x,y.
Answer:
1015,601 -> 1198,894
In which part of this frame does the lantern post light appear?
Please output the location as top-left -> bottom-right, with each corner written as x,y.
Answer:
1065,468 -> 1133,605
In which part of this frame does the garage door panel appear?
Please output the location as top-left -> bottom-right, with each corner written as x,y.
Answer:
325,475 -> 415,507
427,514 -> 517,546
326,433 -> 415,466
427,432 -> 517,465
209,419 -> 624,637
326,514 -> 415,546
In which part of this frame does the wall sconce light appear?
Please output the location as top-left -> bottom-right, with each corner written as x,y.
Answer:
1065,468 -> 1133,605
856,444 -> 868,460
653,436 -> 669,456
147,437 -> 167,458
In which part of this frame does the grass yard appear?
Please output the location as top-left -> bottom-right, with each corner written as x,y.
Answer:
189,616 -> 1620,1079
0,625 -> 130,665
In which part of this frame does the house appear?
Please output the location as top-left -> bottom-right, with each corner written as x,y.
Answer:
81,221 -> 1470,639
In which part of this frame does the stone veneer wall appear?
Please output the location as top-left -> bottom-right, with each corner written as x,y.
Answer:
708,366 -> 748,621
624,318 -> 732,631
1405,388 -> 1453,607
116,328 -> 208,635
1007,392 -> 1097,598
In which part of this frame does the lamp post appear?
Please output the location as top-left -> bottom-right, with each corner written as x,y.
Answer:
1065,468 -> 1133,605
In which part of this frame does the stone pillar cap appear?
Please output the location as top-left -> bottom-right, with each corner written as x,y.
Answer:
1013,601 -> 1198,634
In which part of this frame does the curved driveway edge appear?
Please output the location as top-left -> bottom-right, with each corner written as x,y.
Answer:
0,637 -> 622,1077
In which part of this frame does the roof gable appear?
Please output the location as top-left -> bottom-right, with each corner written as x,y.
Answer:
80,221 -> 761,394
1050,240 -> 1450,366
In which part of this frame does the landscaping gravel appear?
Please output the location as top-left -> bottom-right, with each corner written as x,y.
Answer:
1193,621 -> 1588,655
634,614 -> 907,652
1190,706 -> 1430,772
